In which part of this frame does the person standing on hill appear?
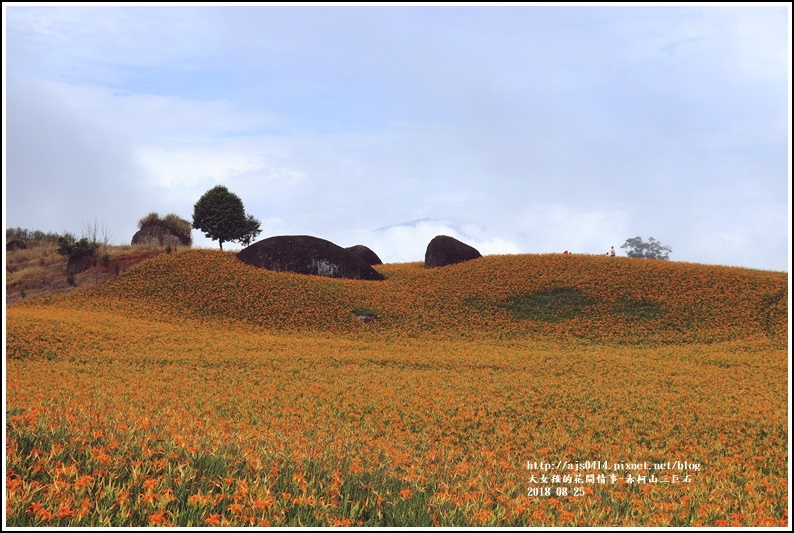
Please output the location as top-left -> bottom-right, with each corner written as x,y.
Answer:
610,246 -> 616,257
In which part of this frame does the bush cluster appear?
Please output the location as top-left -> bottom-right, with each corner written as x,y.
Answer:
56,236 -> 100,259
138,213 -> 192,246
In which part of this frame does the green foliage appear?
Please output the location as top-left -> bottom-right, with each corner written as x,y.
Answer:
613,299 -> 663,320
192,186 -> 262,250
5,227 -> 71,244
137,212 -> 192,246
240,214 -> 262,247
56,236 -> 100,259
621,236 -> 672,260
501,288 -> 594,321
6,228 -> 76,244
353,307 -> 377,318
136,212 -> 161,229
503,290 -> 664,324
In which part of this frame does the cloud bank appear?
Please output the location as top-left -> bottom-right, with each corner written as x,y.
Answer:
4,5 -> 790,271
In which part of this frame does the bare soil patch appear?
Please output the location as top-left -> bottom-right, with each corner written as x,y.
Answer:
6,248 -> 163,305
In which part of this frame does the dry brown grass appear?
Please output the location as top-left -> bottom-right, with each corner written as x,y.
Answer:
6,241 -> 62,267
5,242 -> 169,304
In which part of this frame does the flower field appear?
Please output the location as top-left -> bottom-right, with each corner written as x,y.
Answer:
5,250 -> 789,526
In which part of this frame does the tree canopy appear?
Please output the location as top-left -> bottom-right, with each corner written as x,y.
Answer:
620,236 -> 672,260
192,186 -> 261,250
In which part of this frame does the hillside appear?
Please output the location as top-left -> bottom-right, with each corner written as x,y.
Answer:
6,248 -> 789,527
11,249 -> 787,344
5,244 -> 164,304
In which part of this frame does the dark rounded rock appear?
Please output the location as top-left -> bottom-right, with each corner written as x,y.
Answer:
131,226 -> 191,247
6,239 -> 27,251
67,255 -> 94,274
345,244 -> 382,265
425,235 -> 481,268
238,235 -> 385,281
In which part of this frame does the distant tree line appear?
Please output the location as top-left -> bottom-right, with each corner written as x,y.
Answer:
6,227 -> 76,244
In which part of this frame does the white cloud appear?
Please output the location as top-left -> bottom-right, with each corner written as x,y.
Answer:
4,6 -> 789,272
138,147 -> 265,188
513,205 -> 631,256
7,6 -> 221,77
678,205 -> 789,271
724,7 -> 790,83
329,220 -> 521,264
136,142 -> 308,192
475,237 -> 522,257
26,80 -> 280,140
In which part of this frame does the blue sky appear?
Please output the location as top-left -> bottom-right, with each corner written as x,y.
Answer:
3,4 -> 791,271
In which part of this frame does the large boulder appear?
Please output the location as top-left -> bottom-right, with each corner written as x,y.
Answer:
238,235 -> 385,281
6,239 -> 27,251
131,226 -> 191,247
345,244 -> 382,265
425,235 -> 481,268
67,255 -> 94,274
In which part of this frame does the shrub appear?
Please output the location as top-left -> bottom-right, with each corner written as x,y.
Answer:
56,236 -> 100,260
354,307 -> 378,318
500,288 -> 594,322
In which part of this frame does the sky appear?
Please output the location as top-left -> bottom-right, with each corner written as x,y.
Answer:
3,4 -> 791,271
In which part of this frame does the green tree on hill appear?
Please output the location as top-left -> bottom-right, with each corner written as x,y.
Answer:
621,236 -> 672,260
56,235 -> 100,259
239,214 -> 262,247
192,186 -> 262,251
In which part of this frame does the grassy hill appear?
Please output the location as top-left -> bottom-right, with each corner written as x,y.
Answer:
13,249 -> 787,345
5,242 -> 164,304
6,248 -> 789,526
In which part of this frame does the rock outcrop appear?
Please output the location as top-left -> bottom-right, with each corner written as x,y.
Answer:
425,235 -> 481,268
238,235 -> 385,281
67,255 -> 94,274
131,226 -> 191,247
345,245 -> 383,265
6,239 -> 27,251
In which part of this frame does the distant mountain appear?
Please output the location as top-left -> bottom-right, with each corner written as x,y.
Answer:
373,217 -> 470,239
